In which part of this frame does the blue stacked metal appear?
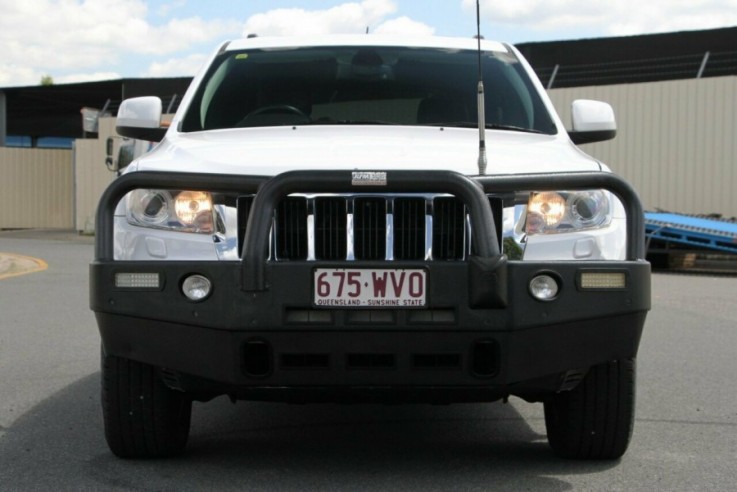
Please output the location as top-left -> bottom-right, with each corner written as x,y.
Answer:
645,212 -> 737,253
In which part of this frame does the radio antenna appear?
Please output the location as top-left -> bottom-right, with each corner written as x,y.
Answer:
475,0 -> 487,175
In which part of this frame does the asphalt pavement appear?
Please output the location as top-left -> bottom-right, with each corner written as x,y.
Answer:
1,230 -> 736,491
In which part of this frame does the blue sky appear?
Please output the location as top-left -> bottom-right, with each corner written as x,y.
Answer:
1,0 -> 735,87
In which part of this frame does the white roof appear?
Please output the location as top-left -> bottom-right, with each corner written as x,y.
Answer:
225,35 -> 508,53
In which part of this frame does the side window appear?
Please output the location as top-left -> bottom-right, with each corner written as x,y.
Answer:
118,138 -> 136,169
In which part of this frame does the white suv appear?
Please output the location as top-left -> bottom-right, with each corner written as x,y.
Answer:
91,35 -> 650,460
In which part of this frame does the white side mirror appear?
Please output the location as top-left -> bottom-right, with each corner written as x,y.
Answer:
116,97 -> 166,141
569,99 -> 617,144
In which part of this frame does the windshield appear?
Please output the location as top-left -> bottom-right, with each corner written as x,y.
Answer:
181,45 -> 557,135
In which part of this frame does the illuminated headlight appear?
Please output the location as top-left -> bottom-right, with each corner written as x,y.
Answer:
128,189 -> 214,234
525,190 -> 611,235
182,274 -> 212,301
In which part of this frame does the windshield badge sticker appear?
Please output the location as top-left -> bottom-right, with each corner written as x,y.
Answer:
352,171 -> 387,186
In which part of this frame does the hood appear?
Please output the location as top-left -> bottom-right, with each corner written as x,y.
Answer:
135,126 -> 602,176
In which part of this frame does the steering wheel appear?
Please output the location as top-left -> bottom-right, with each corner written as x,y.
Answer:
242,104 -> 311,122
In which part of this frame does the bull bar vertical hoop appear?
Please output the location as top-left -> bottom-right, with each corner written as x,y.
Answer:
240,170 -> 500,291
475,172 -> 646,261
94,172 -> 267,261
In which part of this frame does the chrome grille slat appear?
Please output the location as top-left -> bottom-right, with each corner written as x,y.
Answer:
346,211 -> 355,261
385,209 -> 394,261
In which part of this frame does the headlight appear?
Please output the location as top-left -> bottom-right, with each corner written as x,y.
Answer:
525,190 -> 611,234
127,189 -> 214,234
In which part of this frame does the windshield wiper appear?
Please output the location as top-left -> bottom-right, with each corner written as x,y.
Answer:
426,121 -> 544,134
306,118 -> 394,126
302,119 -> 543,133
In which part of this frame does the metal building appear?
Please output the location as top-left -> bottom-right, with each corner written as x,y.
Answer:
517,27 -> 737,217
1,28 -> 736,229
548,76 -> 737,217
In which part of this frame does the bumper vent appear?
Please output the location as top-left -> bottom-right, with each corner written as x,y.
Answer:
237,194 -> 503,261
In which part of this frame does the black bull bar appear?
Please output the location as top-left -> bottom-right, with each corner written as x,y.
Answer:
94,169 -> 647,293
91,170 -> 651,388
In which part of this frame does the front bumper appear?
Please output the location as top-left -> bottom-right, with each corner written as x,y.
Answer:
91,170 -> 650,402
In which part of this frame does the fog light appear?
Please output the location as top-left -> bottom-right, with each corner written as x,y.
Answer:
580,272 -> 626,289
115,272 -> 160,289
529,274 -> 559,301
182,274 -> 212,301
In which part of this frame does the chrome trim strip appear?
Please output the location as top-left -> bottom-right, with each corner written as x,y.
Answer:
346,208 -> 355,261
386,198 -> 394,261
424,197 -> 433,261
465,212 -> 473,258
306,209 -> 316,261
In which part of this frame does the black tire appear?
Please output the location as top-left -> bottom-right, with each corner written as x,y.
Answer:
101,350 -> 192,458
544,358 -> 636,460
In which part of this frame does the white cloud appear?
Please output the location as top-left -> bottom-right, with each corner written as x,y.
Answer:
0,65 -> 118,87
605,1 -> 737,36
55,72 -> 122,84
1,0 -> 735,89
123,17 -> 238,55
466,0 -> 737,36
0,0 -> 238,86
242,0 -> 399,36
0,0 -> 437,86
373,16 -> 435,36
143,54 -> 208,78
0,65 -> 42,88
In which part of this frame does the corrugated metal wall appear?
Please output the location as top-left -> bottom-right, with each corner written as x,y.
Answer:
549,75 -> 737,217
74,117 -> 117,232
0,147 -> 73,228
1,77 -> 736,230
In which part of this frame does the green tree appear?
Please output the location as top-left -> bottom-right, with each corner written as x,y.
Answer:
40,74 -> 54,86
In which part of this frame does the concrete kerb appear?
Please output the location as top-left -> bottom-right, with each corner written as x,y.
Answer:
0,229 -> 92,279
0,252 -> 48,279
0,229 -> 94,243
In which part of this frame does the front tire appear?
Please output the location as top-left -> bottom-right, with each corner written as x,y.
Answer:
101,351 -> 192,458
544,359 -> 636,459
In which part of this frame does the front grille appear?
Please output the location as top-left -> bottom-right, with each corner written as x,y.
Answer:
354,198 -> 386,260
393,198 -> 426,260
276,198 -> 308,260
433,197 -> 466,260
314,197 -> 347,260
237,194 -> 502,261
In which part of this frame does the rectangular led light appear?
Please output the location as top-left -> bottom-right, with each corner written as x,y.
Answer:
580,272 -> 626,289
115,272 -> 161,289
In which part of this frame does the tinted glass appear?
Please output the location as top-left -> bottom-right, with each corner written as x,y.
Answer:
181,46 -> 556,135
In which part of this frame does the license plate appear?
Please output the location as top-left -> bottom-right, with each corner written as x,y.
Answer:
313,268 -> 426,308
